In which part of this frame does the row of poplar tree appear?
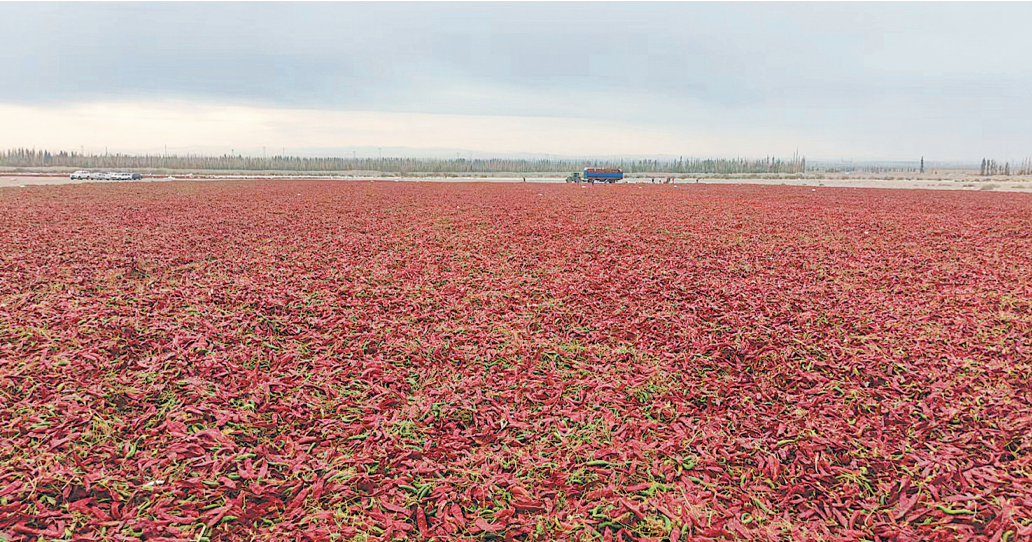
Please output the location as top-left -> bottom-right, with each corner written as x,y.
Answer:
0,148 -> 808,175
981,158 -> 1032,176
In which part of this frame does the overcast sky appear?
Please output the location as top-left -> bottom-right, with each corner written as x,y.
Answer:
2,2 -> 1030,161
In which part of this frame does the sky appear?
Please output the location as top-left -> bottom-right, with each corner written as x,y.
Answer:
2,2 -> 1031,161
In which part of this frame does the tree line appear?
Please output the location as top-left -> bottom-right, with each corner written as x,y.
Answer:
1,148 -> 809,175
981,158 -> 1032,176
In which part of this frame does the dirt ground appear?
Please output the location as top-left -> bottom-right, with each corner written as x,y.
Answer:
2,172 -> 1031,192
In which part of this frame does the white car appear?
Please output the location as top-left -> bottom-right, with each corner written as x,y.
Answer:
71,170 -> 91,180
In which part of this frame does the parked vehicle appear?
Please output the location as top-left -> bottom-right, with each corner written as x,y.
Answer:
566,168 -> 623,184
68,170 -> 143,181
583,167 -> 623,183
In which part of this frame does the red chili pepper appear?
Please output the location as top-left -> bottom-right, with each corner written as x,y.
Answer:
416,506 -> 429,536
3,181 -> 1031,541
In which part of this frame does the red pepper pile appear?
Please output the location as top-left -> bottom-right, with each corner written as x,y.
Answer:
1,181 -> 1031,541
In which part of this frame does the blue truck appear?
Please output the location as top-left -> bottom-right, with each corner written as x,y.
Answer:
566,167 -> 624,184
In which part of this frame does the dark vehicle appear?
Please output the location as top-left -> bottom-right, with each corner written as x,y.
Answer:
131,173 -> 143,180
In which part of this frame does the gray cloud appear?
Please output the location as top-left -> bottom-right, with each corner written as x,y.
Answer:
2,2 -> 1031,159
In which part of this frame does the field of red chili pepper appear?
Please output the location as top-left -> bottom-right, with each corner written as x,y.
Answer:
1,180 -> 1031,542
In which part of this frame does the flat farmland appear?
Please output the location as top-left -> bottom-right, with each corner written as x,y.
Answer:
1,181 -> 1031,541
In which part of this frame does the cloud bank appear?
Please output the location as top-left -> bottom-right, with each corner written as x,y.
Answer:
2,2 -> 1030,160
